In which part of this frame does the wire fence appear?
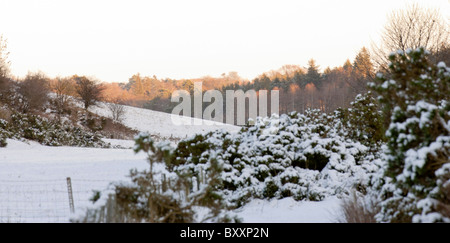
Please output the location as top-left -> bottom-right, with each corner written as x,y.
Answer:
0,178 -> 114,223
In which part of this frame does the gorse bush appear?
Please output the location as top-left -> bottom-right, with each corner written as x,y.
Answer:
0,136 -> 6,147
190,111 -> 379,206
77,105 -> 384,222
0,123 -> 7,147
336,91 -> 385,150
0,118 -> 11,147
369,48 -> 450,223
77,134 -> 239,223
110,110 -> 380,210
0,112 -> 109,148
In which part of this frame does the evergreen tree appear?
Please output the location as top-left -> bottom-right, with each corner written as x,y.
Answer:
337,91 -> 385,150
181,80 -> 194,94
343,59 -> 353,74
370,48 -> 450,222
259,74 -> 271,90
271,77 -> 282,89
351,47 -> 375,94
305,59 -> 323,88
323,67 -> 332,76
353,47 -> 374,79
130,73 -> 144,96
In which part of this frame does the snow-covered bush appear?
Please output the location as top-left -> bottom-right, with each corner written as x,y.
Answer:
0,136 -> 6,147
0,119 -> 7,147
2,112 -> 109,148
370,48 -> 450,223
77,107 -> 384,222
0,118 -> 12,147
77,133 -> 239,223
336,91 -> 385,150
164,110 -> 380,207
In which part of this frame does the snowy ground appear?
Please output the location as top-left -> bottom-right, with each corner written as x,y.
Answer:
0,139 -> 149,222
0,139 -> 342,223
87,102 -> 241,139
236,197 -> 341,223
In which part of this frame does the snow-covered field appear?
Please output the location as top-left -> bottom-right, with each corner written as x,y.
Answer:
0,139 -> 341,223
88,102 -> 241,139
0,139 -> 149,222
0,104 -> 341,223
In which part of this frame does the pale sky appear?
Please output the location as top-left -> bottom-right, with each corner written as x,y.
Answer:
0,0 -> 448,82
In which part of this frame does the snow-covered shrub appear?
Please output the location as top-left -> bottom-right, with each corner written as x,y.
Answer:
336,91 -> 385,150
0,136 -> 6,147
4,112 -> 109,148
165,111 -> 380,207
0,118 -> 11,147
77,103 -> 385,221
82,115 -> 107,132
0,122 -> 7,147
77,133 -> 239,223
370,48 -> 450,223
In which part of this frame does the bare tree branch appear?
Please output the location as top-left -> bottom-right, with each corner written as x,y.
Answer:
371,3 -> 449,71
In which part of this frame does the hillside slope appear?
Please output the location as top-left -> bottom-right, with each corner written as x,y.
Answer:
87,102 -> 241,139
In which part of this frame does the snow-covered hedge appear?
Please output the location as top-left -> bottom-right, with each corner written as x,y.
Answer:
0,112 -> 109,148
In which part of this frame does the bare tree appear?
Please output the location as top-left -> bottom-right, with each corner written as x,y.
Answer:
107,99 -> 126,123
74,75 -> 105,110
0,35 -> 10,80
18,72 -> 51,113
51,77 -> 75,114
0,35 -> 11,103
372,3 -> 449,71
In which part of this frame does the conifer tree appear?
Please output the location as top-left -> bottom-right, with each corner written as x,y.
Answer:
370,48 -> 450,222
305,59 -> 323,88
353,47 -> 374,80
130,73 -> 144,96
350,47 -> 375,94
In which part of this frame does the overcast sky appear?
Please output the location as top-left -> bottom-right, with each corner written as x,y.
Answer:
0,0 -> 448,82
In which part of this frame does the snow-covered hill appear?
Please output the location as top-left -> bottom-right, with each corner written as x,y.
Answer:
87,102 -> 241,139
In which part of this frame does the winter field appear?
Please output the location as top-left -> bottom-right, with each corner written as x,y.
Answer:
0,103 -> 341,223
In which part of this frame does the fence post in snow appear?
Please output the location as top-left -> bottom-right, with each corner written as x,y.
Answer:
66,177 -> 75,213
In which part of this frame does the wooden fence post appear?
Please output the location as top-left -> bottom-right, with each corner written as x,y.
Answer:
66,177 -> 75,213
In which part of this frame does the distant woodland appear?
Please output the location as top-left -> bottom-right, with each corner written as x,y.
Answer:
107,47 -> 375,114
